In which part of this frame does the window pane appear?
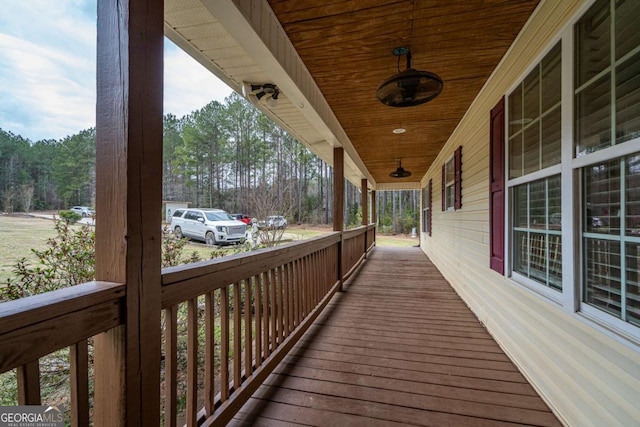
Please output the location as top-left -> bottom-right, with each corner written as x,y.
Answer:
576,74 -> 611,157
549,235 -> 563,290
509,134 -> 523,179
541,43 -> 562,111
528,232 -> 547,283
575,0 -> 611,87
445,158 -> 455,183
585,160 -> 621,235
514,185 -> 528,227
585,238 -> 622,318
446,185 -> 455,209
548,175 -> 562,230
626,155 -> 640,236
541,107 -> 561,168
514,230 -> 529,276
509,84 -> 523,135
626,242 -> 640,327
511,176 -> 561,290
523,121 -> 540,175
530,179 -> 546,228
523,69 -> 540,122
615,52 -> 640,145
615,0 -> 640,61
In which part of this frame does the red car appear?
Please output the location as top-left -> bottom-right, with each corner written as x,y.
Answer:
231,213 -> 253,225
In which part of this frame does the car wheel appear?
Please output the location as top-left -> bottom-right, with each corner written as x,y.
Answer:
82,213 -> 87,218
174,226 -> 183,239
205,231 -> 216,246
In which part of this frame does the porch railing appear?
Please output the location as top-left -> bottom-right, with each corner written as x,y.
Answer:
0,225 -> 374,425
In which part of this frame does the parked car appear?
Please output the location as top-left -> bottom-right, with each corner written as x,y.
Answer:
231,213 -> 253,225
171,208 -> 247,245
257,215 -> 287,229
70,206 -> 95,217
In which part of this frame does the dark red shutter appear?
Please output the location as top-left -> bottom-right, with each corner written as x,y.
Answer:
454,146 -> 462,210
441,164 -> 445,211
490,97 -> 505,275
428,179 -> 432,236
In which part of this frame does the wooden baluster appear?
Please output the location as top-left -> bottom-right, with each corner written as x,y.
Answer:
187,298 -> 198,426
293,260 -> 299,328
221,287 -> 230,401
276,266 -> 284,344
285,263 -> 292,335
255,273 -> 262,367
269,269 -> 277,351
70,340 -> 89,426
262,272 -> 270,357
204,292 -> 215,416
244,277 -> 253,378
164,306 -> 177,427
17,360 -> 40,405
233,282 -> 242,389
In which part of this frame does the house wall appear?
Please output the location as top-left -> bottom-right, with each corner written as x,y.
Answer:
420,0 -> 640,425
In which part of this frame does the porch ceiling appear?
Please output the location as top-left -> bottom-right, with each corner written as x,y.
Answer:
164,0 -> 540,189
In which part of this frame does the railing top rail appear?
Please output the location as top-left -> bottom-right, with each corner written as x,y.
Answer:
0,281 -> 124,336
161,232 -> 341,308
342,226 -> 368,239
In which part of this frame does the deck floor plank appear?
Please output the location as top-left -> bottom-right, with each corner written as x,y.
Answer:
233,247 -> 561,426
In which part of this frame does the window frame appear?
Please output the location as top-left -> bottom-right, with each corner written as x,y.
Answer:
505,40 -> 564,302
444,155 -> 455,211
422,180 -> 432,236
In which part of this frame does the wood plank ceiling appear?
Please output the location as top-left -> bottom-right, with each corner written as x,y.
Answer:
266,0 -> 540,185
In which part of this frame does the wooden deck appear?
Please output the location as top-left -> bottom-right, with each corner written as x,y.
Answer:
231,247 -> 561,426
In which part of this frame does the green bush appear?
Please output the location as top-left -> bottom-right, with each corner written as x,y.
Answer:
58,209 -> 82,224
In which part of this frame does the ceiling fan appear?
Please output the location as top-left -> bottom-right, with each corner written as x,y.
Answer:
377,47 -> 443,108
389,159 -> 412,178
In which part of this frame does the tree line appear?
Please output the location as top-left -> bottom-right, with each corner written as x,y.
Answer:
0,93 -> 418,232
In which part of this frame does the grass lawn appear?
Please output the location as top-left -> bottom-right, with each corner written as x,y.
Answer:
0,215 -> 59,283
0,215 -> 417,284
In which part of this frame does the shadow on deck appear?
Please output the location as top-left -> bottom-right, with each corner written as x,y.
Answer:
231,246 -> 560,426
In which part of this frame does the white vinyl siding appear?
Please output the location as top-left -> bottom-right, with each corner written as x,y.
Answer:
420,1 -> 640,425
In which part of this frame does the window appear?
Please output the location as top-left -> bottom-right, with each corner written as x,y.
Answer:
422,180 -> 432,236
575,0 -> 640,157
442,146 -> 462,211
444,157 -> 455,210
512,175 -> 562,290
507,43 -> 562,292
576,0 -> 640,327
582,155 -> 640,326
509,43 -> 562,178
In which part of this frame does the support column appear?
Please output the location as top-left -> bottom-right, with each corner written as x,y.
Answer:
361,179 -> 368,226
333,147 -> 344,290
371,190 -> 377,244
93,0 -> 164,425
333,147 -> 344,232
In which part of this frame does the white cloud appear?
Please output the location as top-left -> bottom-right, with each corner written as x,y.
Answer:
0,0 -> 233,142
163,41 -> 234,117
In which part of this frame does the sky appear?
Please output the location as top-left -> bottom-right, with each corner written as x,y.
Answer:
0,0 -> 233,142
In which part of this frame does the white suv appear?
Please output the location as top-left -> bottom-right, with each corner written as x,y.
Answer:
171,208 -> 247,246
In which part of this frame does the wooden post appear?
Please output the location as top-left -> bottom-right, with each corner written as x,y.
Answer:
361,179 -> 368,258
371,190 -> 377,244
333,147 -> 344,232
333,147 -> 344,289
93,0 -> 164,425
361,179 -> 368,226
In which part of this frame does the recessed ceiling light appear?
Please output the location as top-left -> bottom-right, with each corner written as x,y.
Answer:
393,128 -> 406,134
